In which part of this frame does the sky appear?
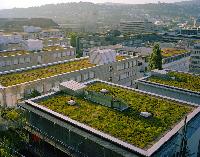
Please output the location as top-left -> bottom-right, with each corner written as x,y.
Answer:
0,0 -> 189,9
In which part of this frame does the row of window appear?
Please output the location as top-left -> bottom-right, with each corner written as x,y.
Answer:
53,51 -> 75,58
193,51 -> 200,54
0,51 -> 76,67
118,70 -> 137,81
117,61 -> 137,71
191,56 -> 200,60
191,61 -> 200,65
0,57 -> 31,67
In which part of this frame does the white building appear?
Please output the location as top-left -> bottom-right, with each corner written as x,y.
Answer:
89,49 -> 117,65
22,39 -> 43,51
23,26 -> 42,33
0,34 -> 23,44
119,20 -> 155,33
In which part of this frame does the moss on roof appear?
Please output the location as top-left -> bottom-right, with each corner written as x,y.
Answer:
39,82 -> 193,149
162,48 -> 188,58
148,72 -> 200,92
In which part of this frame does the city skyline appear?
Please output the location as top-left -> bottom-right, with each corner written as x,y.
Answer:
0,0 -> 191,9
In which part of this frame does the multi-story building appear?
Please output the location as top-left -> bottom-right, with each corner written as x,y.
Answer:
0,46 -> 76,72
21,78 -> 200,157
0,52 -> 144,107
42,37 -> 71,47
176,27 -> 200,37
119,20 -> 155,33
189,43 -> 200,73
20,29 -> 65,40
22,39 -> 43,51
0,33 -> 23,45
23,26 -> 42,33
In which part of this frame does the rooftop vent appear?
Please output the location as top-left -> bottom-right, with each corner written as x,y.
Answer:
100,89 -> 109,94
68,99 -> 76,106
171,77 -> 176,80
140,112 -> 152,118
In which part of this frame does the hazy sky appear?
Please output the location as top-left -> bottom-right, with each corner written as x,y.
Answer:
0,0 -> 188,9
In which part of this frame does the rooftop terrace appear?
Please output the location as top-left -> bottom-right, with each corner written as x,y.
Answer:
0,56 -> 125,87
148,71 -> 200,92
38,82 -> 193,149
161,48 -> 188,58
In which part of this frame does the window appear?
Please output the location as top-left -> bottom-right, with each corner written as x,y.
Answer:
6,60 -> 11,66
53,53 -> 57,58
57,53 -> 61,58
25,57 -> 31,63
62,52 -> 66,57
76,75 -> 82,82
89,71 -> 95,79
13,59 -> 19,65
83,73 -> 89,81
19,58 -> 25,64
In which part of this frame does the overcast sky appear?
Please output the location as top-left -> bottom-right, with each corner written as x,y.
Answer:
0,0 -> 189,9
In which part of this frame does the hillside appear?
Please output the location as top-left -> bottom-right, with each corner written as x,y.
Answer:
0,1 -> 199,29
0,18 -> 58,32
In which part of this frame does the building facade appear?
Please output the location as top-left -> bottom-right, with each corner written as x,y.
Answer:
0,46 -> 76,72
189,44 -> 200,73
119,20 -> 155,33
0,56 -> 144,107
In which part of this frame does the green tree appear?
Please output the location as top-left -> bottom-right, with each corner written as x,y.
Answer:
149,44 -> 162,70
69,32 -> 78,47
26,90 -> 41,99
0,108 -> 28,157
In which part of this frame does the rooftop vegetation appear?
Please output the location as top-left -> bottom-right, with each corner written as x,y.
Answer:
0,59 -> 94,87
42,46 -> 66,52
0,50 -> 30,57
0,56 -> 125,87
148,72 -> 200,92
0,46 -> 68,58
39,82 -> 193,149
161,48 -> 188,58
0,108 -> 27,157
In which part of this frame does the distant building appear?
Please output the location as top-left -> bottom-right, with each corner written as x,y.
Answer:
189,43 -> 200,73
0,34 -> 23,45
0,45 -> 76,72
42,37 -> 71,47
176,27 -> 200,37
22,39 -> 43,51
119,20 -> 155,33
23,26 -> 42,33
0,55 -> 144,107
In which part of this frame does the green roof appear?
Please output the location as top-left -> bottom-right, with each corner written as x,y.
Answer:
0,46 -> 73,58
161,48 -> 188,58
0,59 -> 94,87
148,72 -> 200,92
0,56 -> 125,87
39,82 -> 193,149
0,50 -> 30,57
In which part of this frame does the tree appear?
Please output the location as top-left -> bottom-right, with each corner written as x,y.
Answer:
26,90 -> 41,99
69,32 -> 78,47
149,44 -> 162,70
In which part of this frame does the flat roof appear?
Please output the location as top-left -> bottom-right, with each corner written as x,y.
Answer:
0,46 -> 74,57
148,71 -> 200,93
161,48 -> 188,58
0,56 -> 126,87
0,50 -> 30,57
37,81 -> 194,150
